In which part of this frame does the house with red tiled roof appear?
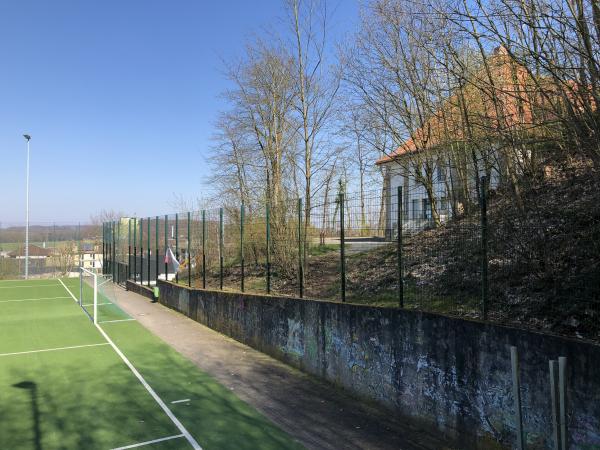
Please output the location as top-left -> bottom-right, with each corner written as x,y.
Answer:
8,244 -> 53,259
376,46 -> 541,235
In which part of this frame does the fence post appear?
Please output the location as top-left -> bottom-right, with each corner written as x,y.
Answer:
155,216 -> 159,285
111,221 -> 115,277
164,215 -> 168,282
112,221 -> 116,282
549,360 -> 561,449
102,223 -> 105,275
77,222 -> 81,271
127,220 -> 131,280
219,208 -> 224,290
133,218 -> 137,282
202,210 -> 206,289
240,203 -> 245,292
140,218 -> 144,286
147,218 -> 151,286
480,176 -> 489,320
398,186 -> 404,308
175,213 -> 179,284
558,356 -> 568,450
106,222 -> 109,276
188,211 -> 191,287
266,204 -> 271,294
298,198 -> 304,298
103,222 -> 108,275
510,346 -> 525,450
339,193 -> 346,303
105,222 -> 108,276
105,222 -> 108,275
112,221 -> 116,278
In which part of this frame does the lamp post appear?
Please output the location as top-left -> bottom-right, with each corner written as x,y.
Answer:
23,134 -> 31,279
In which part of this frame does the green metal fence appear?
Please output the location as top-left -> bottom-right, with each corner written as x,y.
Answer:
103,178 -> 600,342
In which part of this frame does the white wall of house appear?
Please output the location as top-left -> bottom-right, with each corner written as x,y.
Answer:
78,252 -> 102,270
382,155 -> 500,235
385,161 -> 452,233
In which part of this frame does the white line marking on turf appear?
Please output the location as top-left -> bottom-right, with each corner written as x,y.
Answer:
0,343 -> 109,357
58,279 -> 78,302
59,281 -> 202,450
171,399 -> 191,404
111,434 -> 185,450
82,302 -> 111,306
0,283 -> 63,289
0,296 -> 70,303
99,318 -> 136,323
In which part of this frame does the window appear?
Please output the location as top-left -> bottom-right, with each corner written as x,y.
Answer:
437,165 -> 446,182
439,197 -> 448,213
411,199 -> 420,220
422,199 -> 432,220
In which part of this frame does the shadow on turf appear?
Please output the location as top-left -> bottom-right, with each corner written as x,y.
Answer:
3,348 -> 302,450
13,381 -> 41,450
114,339 -> 304,450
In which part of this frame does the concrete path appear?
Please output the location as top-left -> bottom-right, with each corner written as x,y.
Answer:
112,287 -> 453,450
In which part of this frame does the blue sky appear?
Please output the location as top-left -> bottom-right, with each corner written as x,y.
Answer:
0,0 -> 358,224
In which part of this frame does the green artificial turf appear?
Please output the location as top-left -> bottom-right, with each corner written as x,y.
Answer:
0,278 -> 302,450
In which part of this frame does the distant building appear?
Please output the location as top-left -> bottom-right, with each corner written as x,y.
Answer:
376,46 -> 535,235
80,251 -> 102,270
8,244 -> 53,259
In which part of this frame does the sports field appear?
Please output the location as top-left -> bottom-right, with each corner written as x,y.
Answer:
0,277 -> 302,450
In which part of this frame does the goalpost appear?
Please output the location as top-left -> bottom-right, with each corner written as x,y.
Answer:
79,266 -> 115,325
79,267 -> 98,324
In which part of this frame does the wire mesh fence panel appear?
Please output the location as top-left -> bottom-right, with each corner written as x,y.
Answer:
175,212 -> 192,287
201,208 -> 220,290
156,216 -> 166,283
164,213 -> 179,282
0,222 -> 102,279
132,218 -> 140,283
145,217 -> 154,286
243,210 -> 268,295
488,208 -> 600,340
304,194 -> 342,302
140,218 -> 146,285
104,175 -> 600,342
189,211 -> 203,288
344,189 -> 399,306
176,213 -> 189,285
400,180 -> 482,316
267,197 -> 301,298
223,208 -> 234,290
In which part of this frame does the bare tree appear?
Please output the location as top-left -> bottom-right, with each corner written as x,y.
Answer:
344,0 -> 457,225
286,0 -> 340,262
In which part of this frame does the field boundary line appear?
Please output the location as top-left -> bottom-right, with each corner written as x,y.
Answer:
99,318 -> 136,323
0,343 -> 109,357
0,283 -> 62,289
0,296 -> 70,303
110,434 -> 185,450
58,279 -> 79,302
60,280 -> 202,450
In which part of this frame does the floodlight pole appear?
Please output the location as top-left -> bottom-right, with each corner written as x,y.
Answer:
23,134 -> 31,279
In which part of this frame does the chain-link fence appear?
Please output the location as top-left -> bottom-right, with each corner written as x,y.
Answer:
0,223 -> 102,279
105,178 -> 600,341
